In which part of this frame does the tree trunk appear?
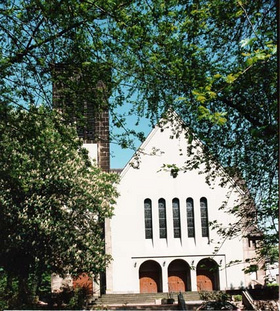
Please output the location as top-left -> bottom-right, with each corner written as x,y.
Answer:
17,265 -> 31,306
5,273 -> 13,293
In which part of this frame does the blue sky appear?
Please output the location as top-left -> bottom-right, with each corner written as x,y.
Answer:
110,113 -> 151,169
110,141 -> 135,169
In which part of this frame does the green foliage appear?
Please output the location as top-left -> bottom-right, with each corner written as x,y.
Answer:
0,270 -> 40,310
36,272 -> 51,299
243,264 -> 258,274
233,295 -> 242,302
67,287 -> 87,310
0,272 -> 12,310
0,0 -> 277,279
199,290 -> 230,303
0,106 -> 119,306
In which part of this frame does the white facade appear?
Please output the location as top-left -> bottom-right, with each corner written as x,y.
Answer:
106,114 -> 256,294
83,143 -> 98,163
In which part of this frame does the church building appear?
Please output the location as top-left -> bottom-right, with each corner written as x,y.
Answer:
51,65 -> 264,295
104,111 -> 264,294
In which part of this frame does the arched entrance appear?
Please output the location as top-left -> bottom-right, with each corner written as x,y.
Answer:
139,260 -> 162,293
196,258 -> 220,291
168,259 -> 191,292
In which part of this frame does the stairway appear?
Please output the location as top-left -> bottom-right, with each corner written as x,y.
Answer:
181,292 -> 201,302
90,292 -> 202,310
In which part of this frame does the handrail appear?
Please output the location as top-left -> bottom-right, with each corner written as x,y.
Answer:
242,290 -> 260,311
178,292 -> 186,310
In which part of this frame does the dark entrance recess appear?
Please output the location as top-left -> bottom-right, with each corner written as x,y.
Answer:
168,259 -> 191,292
196,258 -> 220,291
139,260 -> 162,293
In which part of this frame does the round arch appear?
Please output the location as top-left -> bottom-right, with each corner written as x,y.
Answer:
196,258 -> 220,291
139,260 -> 162,293
168,259 -> 191,292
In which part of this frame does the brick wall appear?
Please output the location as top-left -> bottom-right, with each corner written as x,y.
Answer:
52,63 -> 111,171
95,107 -> 110,172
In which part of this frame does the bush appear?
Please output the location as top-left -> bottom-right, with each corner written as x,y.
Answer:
0,270 -> 21,310
199,291 -> 230,302
67,287 -> 88,310
233,294 -> 242,302
266,283 -> 279,288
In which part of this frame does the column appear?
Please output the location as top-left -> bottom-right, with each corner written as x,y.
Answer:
162,262 -> 169,292
190,267 -> 197,291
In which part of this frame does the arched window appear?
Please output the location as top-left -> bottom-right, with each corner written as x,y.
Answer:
172,198 -> 181,238
200,197 -> 209,237
186,198 -> 195,238
158,198 -> 167,238
144,199 -> 153,239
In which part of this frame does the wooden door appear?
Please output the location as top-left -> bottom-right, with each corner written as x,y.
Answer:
139,260 -> 162,293
140,276 -> 158,293
168,275 -> 186,292
197,275 -> 213,291
73,273 -> 93,295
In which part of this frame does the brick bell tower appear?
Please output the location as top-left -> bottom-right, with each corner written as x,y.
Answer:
52,63 -> 111,172
51,63 -> 111,296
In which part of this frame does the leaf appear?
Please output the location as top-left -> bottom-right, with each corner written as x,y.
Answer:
224,73 -> 238,84
213,73 -> 222,79
235,10 -> 243,17
240,37 -> 257,48
197,105 -> 210,119
176,96 -> 187,101
197,95 -> 207,103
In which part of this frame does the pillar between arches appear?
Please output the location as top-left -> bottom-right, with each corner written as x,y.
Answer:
190,267 -> 197,291
162,263 -> 169,292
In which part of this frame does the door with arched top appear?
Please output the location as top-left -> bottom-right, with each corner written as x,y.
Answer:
139,260 -> 162,293
168,259 -> 191,292
196,258 -> 220,291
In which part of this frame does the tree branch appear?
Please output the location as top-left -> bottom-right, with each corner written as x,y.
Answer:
222,97 -> 276,137
8,20 -> 87,64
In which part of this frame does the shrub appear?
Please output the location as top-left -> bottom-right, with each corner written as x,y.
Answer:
233,294 -> 242,302
199,291 -> 230,302
67,287 -> 88,310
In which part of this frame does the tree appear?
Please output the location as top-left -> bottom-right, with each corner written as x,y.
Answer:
0,105 -> 119,305
103,0 -> 278,261
0,0 -> 277,273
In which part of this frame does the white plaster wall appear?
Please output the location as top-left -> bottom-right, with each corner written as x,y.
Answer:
83,143 -> 98,163
108,120 -> 247,293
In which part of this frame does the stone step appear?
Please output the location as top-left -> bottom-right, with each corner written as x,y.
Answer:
91,302 -> 201,311
103,304 -> 180,310
91,292 -> 201,307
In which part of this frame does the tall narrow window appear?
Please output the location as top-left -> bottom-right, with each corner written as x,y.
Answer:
172,198 -> 181,238
158,198 -> 167,238
186,198 -> 195,238
144,199 -> 153,239
200,197 -> 209,237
